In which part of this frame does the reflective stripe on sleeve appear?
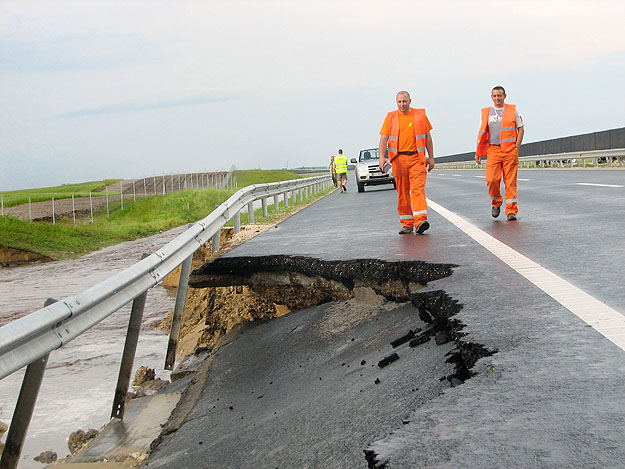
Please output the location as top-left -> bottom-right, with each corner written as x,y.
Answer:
415,134 -> 426,139
388,136 -> 399,141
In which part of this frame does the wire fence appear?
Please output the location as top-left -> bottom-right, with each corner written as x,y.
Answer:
0,171 -> 233,224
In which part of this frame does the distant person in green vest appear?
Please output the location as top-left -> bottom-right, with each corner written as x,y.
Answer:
334,149 -> 348,192
330,155 -> 338,187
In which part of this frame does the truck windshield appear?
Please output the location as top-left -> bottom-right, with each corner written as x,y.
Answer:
359,149 -> 379,162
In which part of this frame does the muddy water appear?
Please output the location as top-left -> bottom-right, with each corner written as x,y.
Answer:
0,226 -> 187,468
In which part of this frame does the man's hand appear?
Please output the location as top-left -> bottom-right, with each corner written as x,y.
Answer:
379,158 -> 387,171
427,157 -> 435,172
475,154 -> 482,165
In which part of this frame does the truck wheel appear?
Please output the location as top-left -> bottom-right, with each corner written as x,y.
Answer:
357,183 -> 365,193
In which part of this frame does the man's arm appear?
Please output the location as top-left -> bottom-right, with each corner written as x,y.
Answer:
425,131 -> 434,172
516,126 -> 525,150
379,135 -> 389,171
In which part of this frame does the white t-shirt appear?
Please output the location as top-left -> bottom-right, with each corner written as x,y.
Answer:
488,105 -> 524,145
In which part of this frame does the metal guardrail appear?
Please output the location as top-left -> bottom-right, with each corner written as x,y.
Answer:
435,148 -> 625,169
0,174 -> 332,468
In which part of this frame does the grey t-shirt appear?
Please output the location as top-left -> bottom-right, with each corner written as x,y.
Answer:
488,106 -> 524,145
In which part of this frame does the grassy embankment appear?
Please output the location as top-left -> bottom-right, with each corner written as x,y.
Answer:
0,170 -> 327,260
0,180 -> 118,207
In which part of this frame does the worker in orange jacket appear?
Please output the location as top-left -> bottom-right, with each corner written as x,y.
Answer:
475,86 -> 525,220
379,91 -> 435,235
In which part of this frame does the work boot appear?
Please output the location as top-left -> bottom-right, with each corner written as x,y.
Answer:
507,213 -> 517,221
492,206 -> 501,218
415,221 -> 430,235
398,226 -> 413,234
343,185 -> 347,191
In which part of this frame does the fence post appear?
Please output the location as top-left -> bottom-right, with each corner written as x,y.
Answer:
72,195 -> 76,224
162,175 -> 166,195
90,192 -> 94,223
1,195 -> 3,216
0,298 -> 55,469
111,253 -> 150,419
165,253 -> 194,370
52,197 -> 55,225
120,181 -> 124,211
106,186 -> 109,218
29,197 -> 32,223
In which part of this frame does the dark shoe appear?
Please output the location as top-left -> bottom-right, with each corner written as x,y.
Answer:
492,206 -> 501,218
343,186 -> 347,191
415,221 -> 430,234
507,213 -> 517,221
398,226 -> 413,234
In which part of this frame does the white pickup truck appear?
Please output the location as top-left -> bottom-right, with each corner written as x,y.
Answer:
350,148 -> 396,193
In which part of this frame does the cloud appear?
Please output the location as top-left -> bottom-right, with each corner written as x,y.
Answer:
53,93 -> 234,119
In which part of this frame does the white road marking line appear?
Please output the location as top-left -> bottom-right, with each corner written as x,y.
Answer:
474,176 -> 485,178
577,183 -> 624,188
427,198 -> 625,351
518,178 -> 530,181
452,175 -> 462,177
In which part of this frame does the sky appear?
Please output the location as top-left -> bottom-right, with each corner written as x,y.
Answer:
1,0 -> 624,191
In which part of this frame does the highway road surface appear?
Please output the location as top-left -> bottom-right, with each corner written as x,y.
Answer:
144,168 -> 625,468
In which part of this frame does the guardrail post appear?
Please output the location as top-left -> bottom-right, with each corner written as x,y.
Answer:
0,298 -> 56,469
164,254 -> 194,371
211,230 -> 221,253
262,198 -> 268,217
247,202 -> 255,224
234,211 -> 241,233
274,194 -> 279,213
111,254 -> 150,420
284,192 -> 289,208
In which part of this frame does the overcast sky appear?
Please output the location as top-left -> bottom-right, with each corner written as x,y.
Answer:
1,0 -> 624,191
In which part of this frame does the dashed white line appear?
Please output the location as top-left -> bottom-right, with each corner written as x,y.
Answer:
427,198 -> 625,351
577,183 -> 624,188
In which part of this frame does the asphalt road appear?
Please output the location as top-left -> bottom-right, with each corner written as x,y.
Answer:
145,169 -> 625,468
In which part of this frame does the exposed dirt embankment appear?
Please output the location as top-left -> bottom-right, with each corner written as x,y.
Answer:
159,251 -> 458,368
0,245 -> 54,266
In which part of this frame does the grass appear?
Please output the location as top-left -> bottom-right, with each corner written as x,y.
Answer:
0,180 -> 118,207
0,170 -> 329,260
232,169 -> 301,188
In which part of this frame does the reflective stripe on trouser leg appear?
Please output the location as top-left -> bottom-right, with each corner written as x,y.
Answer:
392,155 -> 414,227
485,146 -> 504,207
502,148 -> 519,215
407,153 -> 428,224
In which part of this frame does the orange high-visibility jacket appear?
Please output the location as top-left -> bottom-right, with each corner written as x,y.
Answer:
385,109 -> 428,162
476,104 -> 518,157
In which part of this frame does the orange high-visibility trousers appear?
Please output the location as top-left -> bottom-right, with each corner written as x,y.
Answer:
392,153 -> 428,228
486,145 -> 518,216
